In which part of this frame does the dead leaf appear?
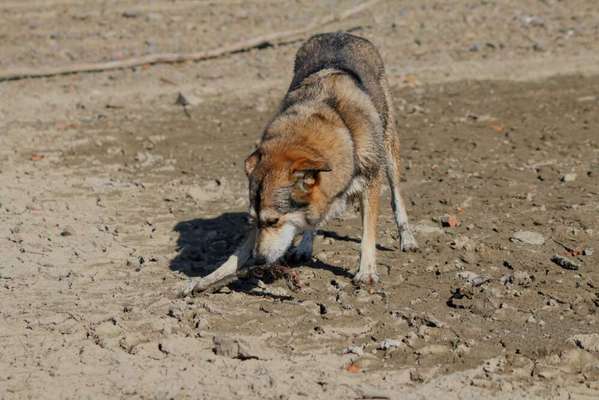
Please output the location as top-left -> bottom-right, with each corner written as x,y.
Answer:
345,362 -> 361,373
159,77 -> 177,85
489,122 -> 505,133
441,214 -> 460,227
31,154 -> 44,161
55,121 -> 79,130
567,248 -> 582,257
401,74 -> 419,87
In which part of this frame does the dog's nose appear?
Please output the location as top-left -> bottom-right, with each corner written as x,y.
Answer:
259,209 -> 280,227
253,255 -> 267,266
262,216 -> 279,227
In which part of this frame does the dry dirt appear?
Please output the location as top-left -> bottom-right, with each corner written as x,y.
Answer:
1,1 -> 599,399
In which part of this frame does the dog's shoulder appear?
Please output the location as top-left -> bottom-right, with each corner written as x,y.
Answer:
288,32 -> 390,129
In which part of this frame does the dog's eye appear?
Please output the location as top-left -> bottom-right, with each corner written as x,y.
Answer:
293,171 -> 317,193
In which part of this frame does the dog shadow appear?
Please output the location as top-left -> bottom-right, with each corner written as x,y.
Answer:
318,229 -> 394,252
170,212 -> 252,278
169,213 -> 356,292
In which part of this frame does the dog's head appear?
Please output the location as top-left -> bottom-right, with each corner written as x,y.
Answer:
244,144 -> 331,263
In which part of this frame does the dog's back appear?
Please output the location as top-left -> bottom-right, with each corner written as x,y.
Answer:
289,32 -> 389,130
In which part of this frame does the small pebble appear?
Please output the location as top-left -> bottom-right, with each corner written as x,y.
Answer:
511,231 -> 545,245
60,226 -> 74,236
468,43 -> 481,52
551,255 -> 580,270
568,333 -> 599,352
342,345 -> 364,356
378,339 -> 402,350
122,10 -> 140,18
560,173 -> 577,183
456,271 -> 488,287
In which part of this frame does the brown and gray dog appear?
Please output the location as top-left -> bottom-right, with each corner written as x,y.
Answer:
245,32 -> 418,284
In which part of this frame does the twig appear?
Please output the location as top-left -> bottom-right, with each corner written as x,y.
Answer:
0,0 -> 381,82
552,238 -> 574,252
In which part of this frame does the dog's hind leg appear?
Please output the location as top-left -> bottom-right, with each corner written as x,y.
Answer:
353,173 -> 382,285
385,137 -> 418,252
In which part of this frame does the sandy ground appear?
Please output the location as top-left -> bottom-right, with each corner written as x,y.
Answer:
1,1 -> 599,399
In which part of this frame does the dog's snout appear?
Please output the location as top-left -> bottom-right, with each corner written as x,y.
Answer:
259,209 -> 280,228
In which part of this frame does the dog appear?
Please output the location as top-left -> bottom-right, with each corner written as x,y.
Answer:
244,32 -> 418,284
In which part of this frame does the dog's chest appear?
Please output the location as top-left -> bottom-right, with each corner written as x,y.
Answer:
322,174 -> 367,222
345,175 -> 368,198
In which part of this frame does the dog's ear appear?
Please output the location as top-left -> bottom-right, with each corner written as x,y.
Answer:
292,158 -> 332,174
244,150 -> 260,176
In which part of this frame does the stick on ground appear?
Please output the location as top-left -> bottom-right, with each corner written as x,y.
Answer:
0,0 -> 381,82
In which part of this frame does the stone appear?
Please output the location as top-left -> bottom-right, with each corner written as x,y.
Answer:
560,173 -> 577,182
568,334 -> 599,352
456,271 -> 488,287
577,95 -> 597,103
378,339 -> 402,350
122,10 -> 140,18
213,336 -> 260,360
551,255 -> 580,271
511,231 -> 545,245
60,226 -> 75,237
413,222 -> 445,235
342,345 -> 364,356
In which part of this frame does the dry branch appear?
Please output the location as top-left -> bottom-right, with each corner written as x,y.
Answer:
0,0 -> 381,82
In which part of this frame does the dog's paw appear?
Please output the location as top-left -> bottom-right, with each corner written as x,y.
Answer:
400,228 -> 419,252
285,246 -> 312,264
352,270 -> 380,285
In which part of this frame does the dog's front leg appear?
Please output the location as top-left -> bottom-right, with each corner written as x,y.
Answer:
286,229 -> 314,263
181,227 -> 257,295
353,174 -> 382,285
